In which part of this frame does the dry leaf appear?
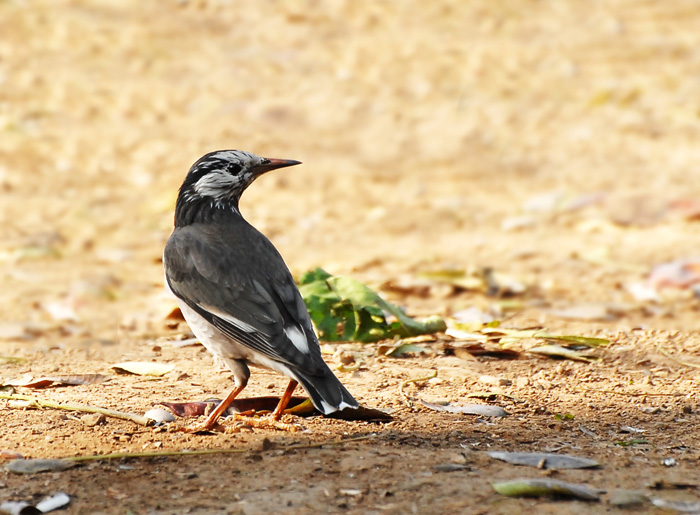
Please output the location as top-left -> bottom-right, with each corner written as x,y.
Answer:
444,343 -> 521,360
111,362 -> 174,376
527,344 -> 598,362
420,400 -> 509,417
165,307 -> 185,321
4,374 -> 110,388
5,459 -> 76,474
487,451 -> 600,469
649,259 -> 700,289
651,498 -> 700,512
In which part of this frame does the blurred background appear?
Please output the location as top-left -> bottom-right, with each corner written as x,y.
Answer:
2,0 -> 700,345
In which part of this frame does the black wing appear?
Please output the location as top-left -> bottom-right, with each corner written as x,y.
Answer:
163,223 -> 327,376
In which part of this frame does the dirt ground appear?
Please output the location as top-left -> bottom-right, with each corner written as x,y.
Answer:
2,1 -> 700,513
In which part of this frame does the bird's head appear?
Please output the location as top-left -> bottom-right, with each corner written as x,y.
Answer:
175,150 -> 301,226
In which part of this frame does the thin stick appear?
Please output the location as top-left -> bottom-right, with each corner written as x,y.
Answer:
0,393 -> 152,426
580,388 -> 685,397
656,346 -> 700,369
398,369 -> 437,407
64,434 -> 374,462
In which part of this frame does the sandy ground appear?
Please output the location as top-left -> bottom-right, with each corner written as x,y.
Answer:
1,0 -> 700,513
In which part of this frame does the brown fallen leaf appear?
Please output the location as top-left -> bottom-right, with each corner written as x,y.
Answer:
444,343 -> 521,360
0,450 -> 24,459
649,258 -> 700,289
112,362 -> 174,376
4,374 -> 110,388
165,307 -> 185,321
377,342 -> 434,358
527,344 -> 598,362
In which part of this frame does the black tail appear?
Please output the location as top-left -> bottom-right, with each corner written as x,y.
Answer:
293,369 -> 358,414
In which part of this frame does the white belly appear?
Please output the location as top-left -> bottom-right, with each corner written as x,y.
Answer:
177,301 -> 297,380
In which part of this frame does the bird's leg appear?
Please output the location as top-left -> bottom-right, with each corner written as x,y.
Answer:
185,360 -> 250,432
222,380 -> 301,433
185,384 -> 245,432
271,379 -> 299,421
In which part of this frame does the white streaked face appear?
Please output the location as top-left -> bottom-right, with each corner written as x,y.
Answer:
190,150 -> 264,202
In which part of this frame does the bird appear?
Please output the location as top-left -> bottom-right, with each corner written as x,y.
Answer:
163,150 -> 359,431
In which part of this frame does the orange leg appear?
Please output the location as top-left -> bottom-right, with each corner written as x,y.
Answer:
271,379 -> 298,421
189,385 -> 245,432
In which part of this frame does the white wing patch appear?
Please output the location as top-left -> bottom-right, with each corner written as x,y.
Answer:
284,325 -> 310,354
202,304 -> 257,333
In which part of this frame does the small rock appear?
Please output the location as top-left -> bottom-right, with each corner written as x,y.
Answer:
144,408 -> 175,424
338,351 -> 356,366
609,489 -> 649,507
434,463 -> 470,472
81,414 -> 106,427
479,375 -> 512,387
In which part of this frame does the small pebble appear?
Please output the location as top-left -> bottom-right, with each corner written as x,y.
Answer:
81,414 -> 106,427
609,489 -> 648,507
144,408 -> 175,424
478,375 -> 512,387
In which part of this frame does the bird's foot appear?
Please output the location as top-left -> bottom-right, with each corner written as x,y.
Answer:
225,413 -> 303,433
180,413 -> 302,433
180,421 -> 227,434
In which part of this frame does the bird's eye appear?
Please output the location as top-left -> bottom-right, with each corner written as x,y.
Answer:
226,162 -> 243,176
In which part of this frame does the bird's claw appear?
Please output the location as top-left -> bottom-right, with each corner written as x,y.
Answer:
228,414 -> 303,432
181,414 -> 303,433
179,421 -> 227,434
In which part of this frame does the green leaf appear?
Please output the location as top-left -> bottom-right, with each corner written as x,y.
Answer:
492,478 -> 601,500
298,267 -> 332,285
0,356 -> 27,365
298,268 -> 446,343
298,280 -> 355,341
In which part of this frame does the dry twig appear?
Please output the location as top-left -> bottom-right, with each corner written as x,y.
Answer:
0,393 -> 152,426
398,369 -> 437,407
